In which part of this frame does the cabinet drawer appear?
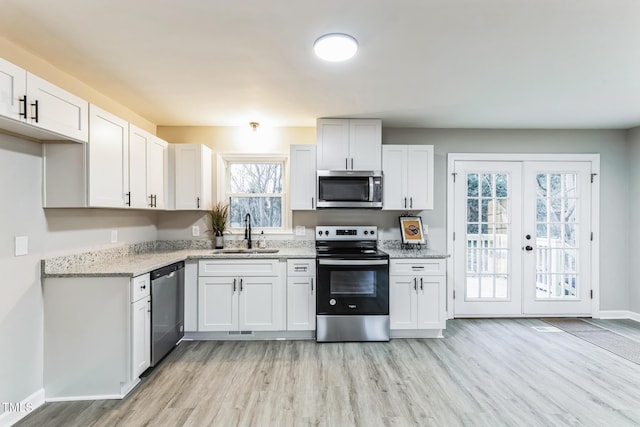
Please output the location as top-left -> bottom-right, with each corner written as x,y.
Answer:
199,259 -> 280,277
390,259 -> 445,276
131,273 -> 151,302
287,259 -> 316,276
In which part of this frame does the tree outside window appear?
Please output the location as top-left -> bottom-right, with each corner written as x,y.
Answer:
225,161 -> 285,229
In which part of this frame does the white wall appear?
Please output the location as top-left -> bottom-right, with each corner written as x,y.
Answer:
0,133 -> 158,415
627,126 -> 640,315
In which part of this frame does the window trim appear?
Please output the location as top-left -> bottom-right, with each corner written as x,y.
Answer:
216,153 -> 291,234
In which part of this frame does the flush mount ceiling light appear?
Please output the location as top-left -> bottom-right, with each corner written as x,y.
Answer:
313,33 -> 358,62
249,121 -> 260,131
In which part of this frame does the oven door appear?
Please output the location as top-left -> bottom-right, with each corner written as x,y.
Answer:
316,258 -> 389,315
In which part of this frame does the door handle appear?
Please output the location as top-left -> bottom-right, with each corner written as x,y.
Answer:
351,158 -> 354,170
125,192 -> 131,206
240,278 -> 243,292
19,96 -> 27,119
404,197 -> 407,208
420,277 -> 423,291
233,278 -> 237,293
413,277 -> 417,291
345,158 -> 348,169
197,197 -> 200,208
311,197 -> 314,209
311,278 -> 314,293
410,197 -> 413,209
30,100 -> 39,123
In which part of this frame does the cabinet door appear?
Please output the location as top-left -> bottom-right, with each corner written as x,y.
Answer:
417,275 -> 446,330
389,276 -> 418,329
290,144 -> 317,210
0,57 -> 26,121
316,119 -> 350,170
87,105 -> 128,208
174,144 -> 211,210
382,145 -> 407,210
239,276 -> 282,331
198,277 -> 238,331
26,73 -> 88,142
147,136 -> 168,209
128,126 -> 149,208
349,119 -> 382,170
287,276 -> 316,331
406,145 -> 434,210
131,297 -> 151,378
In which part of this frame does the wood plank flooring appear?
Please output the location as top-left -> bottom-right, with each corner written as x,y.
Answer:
16,319 -> 640,427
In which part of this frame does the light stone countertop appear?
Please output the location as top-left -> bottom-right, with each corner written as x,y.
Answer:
43,247 -> 317,278
383,248 -> 449,259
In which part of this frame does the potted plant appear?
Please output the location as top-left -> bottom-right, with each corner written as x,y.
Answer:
206,202 -> 229,249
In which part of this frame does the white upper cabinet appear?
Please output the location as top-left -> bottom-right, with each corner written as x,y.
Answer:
128,125 -> 168,209
87,105 -> 129,208
382,145 -> 434,210
289,144 -> 317,210
316,118 -> 381,171
0,57 -> 27,121
0,57 -> 88,142
173,144 -> 212,210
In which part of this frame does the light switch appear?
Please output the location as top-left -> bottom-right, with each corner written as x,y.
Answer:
192,226 -> 200,237
295,226 -> 305,236
15,236 -> 28,256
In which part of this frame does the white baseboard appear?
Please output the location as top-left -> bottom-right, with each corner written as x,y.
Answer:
596,310 -> 640,322
0,388 -> 45,427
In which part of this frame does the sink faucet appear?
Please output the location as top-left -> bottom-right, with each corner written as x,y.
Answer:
244,213 -> 252,249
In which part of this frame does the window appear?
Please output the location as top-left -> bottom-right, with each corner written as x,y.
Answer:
218,154 -> 289,232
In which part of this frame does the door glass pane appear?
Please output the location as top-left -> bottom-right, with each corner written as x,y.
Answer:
534,173 -> 579,300
465,171 -> 511,300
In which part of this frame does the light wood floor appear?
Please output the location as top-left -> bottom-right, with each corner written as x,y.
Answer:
16,319 -> 640,427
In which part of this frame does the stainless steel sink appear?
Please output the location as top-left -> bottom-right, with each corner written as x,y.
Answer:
211,248 -> 280,254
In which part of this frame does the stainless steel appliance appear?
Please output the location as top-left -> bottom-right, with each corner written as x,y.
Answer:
150,261 -> 184,367
316,226 -> 390,342
316,170 -> 383,209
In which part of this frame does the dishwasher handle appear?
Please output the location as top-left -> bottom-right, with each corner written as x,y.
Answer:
150,261 -> 185,281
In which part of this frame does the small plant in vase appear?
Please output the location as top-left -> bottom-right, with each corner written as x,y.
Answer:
206,202 -> 229,249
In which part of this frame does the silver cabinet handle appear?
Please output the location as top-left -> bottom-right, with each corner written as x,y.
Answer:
311,278 -> 314,293
410,197 -> 413,209
351,158 -> 354,170
404,197 -> 407,208
345,158 -> 348,169
413,277 -> 417,291
311,197 -> 314,209
233,278 -> 237,293
420,277 -> 423,291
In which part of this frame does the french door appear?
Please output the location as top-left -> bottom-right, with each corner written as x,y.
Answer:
453,159 -> 594,317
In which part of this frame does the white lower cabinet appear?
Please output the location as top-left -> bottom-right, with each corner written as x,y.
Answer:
43,273 -> 151,400
198,260 -> 285,332
389,259 -> 446,332
286,259 -> 316,331
131,275 -> 151,378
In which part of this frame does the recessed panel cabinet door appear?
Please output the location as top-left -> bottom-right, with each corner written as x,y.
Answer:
0,57 -> 26,121
287,276 -> 315,330
406,145 -> 434,210
389,276 -> 418,329
348,119 -> 382,170
316,119 -> 350,170
198,277 -> 238,331
88,105 -> 128,208
382,145 -> 407,209
290,144 -> 317,210
26,72 -> 88,142
147,136 -> 168,209
128,126 -> 149,208
131,297 -> 151,377
239,276 -> 282,331
417,276 -> 445,330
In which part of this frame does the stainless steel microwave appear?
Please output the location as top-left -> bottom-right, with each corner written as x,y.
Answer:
316,170 -> 383,209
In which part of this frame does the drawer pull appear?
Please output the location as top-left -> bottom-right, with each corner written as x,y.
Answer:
411,266 -> 425,269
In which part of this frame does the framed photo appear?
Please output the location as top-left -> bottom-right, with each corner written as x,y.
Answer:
399,216 -> 425,245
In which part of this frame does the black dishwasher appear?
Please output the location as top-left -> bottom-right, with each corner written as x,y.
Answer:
150,261 -> 184,367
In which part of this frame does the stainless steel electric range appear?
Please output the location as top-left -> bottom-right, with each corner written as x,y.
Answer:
315,226 -> 390,342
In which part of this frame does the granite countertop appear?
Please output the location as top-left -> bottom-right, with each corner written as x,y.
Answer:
43,246 -> 316,278
383,248 -> 449,259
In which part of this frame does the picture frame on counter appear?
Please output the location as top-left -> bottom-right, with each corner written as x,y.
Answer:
399,215 -> 425,248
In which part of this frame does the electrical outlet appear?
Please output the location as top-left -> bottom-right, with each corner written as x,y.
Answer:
192,226 -> 200,237
111,230 -> 118,243
15,236 -> 28,256
295,226 -> 305,236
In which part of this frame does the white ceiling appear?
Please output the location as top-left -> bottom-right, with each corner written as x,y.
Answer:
1,0 -> 639,129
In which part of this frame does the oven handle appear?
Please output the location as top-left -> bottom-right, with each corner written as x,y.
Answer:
318,259 -> 388,266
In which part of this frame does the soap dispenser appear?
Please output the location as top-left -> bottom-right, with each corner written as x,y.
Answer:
259,231 -> 266,249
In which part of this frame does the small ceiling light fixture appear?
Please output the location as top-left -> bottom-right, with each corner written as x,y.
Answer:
249,121 -> 260,131
313,33 -> 358,62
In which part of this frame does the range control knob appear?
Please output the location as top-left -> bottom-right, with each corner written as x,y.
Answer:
325,230 -> 329,235
364,230 -> 369,235
318,230 -> 322,236
371,230 -> 375,235
329,299 -> 336,306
